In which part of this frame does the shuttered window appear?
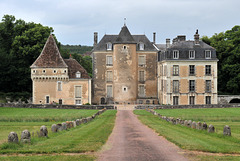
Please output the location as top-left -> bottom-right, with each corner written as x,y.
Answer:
139,85 -> 145,96
138,55 -> 146,66
75,86 -> 82,98
106,85 -> 113,97
139,71 -> 145,81
106,71 -> 113,82
106,56 -> 113,66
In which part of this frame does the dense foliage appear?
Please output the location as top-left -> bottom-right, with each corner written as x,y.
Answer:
61,44 -> 93,55
202,25 -> 240,95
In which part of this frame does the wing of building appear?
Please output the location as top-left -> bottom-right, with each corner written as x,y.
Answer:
156,30 -> 218,105
30,35 -> 91,105
92,25 -> 158,105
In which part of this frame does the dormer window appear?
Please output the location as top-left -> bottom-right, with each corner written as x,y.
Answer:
76,71 -> 81,78
106,42 -> 112,50
205,50 -> 211,59
139,43 -> 144,50
189,50 -> 195,59
173,50 -> 179,59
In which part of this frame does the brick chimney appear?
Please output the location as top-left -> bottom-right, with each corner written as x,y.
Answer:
94,32 -> 98,46
194,29 -> 200,45
166,39 -> 170,48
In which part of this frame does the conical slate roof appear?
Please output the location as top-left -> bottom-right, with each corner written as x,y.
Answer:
31,35 -> 68,68
115,25 -> 136,44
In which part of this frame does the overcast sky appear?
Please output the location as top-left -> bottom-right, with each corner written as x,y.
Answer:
0,0 -> 239,45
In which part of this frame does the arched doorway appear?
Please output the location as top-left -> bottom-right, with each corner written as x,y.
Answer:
229,98 -> 240,103
100,97 -> 105,104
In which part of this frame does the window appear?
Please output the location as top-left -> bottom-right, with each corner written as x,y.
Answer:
173,50 -> 179,59
106,42 -> 112,50
173,65 -> 179,76
106,56 -> 113,66
173,80 -> 179,93
75,86 -> 82,98
57,81 -> 62,91
189,50 -> 195,59
63,70 -> 67,73
205,65 -> 211,75
189,96 -> 195,105
138,55 -> 146,66
139,43 -> 144,50
76,71 -> 81,78
46,96 -> 50,104
139,71 -> 145,82
106,71 -> 113,82
139,100 -> 143,104
122,86 -> 128,92
189,80 -> 195,92
189,65 -> 195,75
53,70 -> 57,73
106,85 -> 113,97
205,50 -> 211,59
32,70 -> 36,73
75,100 -> 82,105
146,100 -> 150,104
43,70 -> 46,73
173,96 -> 179,105
139,85 -> 145,97
205,80 -> 211,93
59,99 -> 62,105
206,96 -> 211,104
123,45 -> 127,50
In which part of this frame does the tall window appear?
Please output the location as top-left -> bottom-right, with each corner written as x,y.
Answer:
189,96 -> 195,105
205,50 -> 211,59
189,80 -> 195,92
205,80 -> 211,92
206,96 -> 211,104
106,42 -> 112,50
205,65 -> 211,75
173,80 -> 179,93
106,71 -> 113,82
139,85 -> 145,97
75,86 -> 82,98
173,65 -> 179,76
189,65 -> 195,75
106,85 -> 113,97
57,81 -> 62,91
106,56 -> 113,66
189,50 -> 195,59
139,71 -> 145,82
138,55 -> 146,66
46,96 -> 50,104
173,50 -> 179,59
173,96 -> 179,105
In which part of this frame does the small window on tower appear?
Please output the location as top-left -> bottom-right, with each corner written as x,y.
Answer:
43,70 -> 46,73
53,70 -> 57,73
123,45 -> 127,49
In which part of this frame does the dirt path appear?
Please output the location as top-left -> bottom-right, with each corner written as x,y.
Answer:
97,110 -> 188,161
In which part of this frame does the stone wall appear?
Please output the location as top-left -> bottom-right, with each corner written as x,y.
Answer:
0,103 -> 114,109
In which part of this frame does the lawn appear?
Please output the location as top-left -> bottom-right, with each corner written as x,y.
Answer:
0,107 -> 116,157
134,109 -> 240,154
0,107 -> 98,144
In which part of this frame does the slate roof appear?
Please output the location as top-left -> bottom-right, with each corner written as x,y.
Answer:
64,59 -> 90,79
94,26 -> 157,51
31,35 -> 68,68
169,40 -> 214,49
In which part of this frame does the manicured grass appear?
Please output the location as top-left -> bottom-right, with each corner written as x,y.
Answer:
0,107 -> 98,122
0,107 -> 98,144
0,110 -> 116,154
0,155 -> 95,161
155,108 -> 240,138
134,110 -> 240,154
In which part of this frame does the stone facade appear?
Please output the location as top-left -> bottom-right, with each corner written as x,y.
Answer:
157,31 -> 218,105
92,25 -> 158,104
31,35 -> 91,105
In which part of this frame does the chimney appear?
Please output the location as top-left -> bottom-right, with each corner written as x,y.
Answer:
166,39 -> 170,48
94,32 -> 98,46
177,35 -> 186,41
194,29 -> 200,45
153,32 -> 156,44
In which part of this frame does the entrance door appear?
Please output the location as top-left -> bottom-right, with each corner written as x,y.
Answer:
100,97 -> 105,104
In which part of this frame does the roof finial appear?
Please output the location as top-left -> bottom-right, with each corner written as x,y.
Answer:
196,29 -> 199,34
124,18 -> 126,26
